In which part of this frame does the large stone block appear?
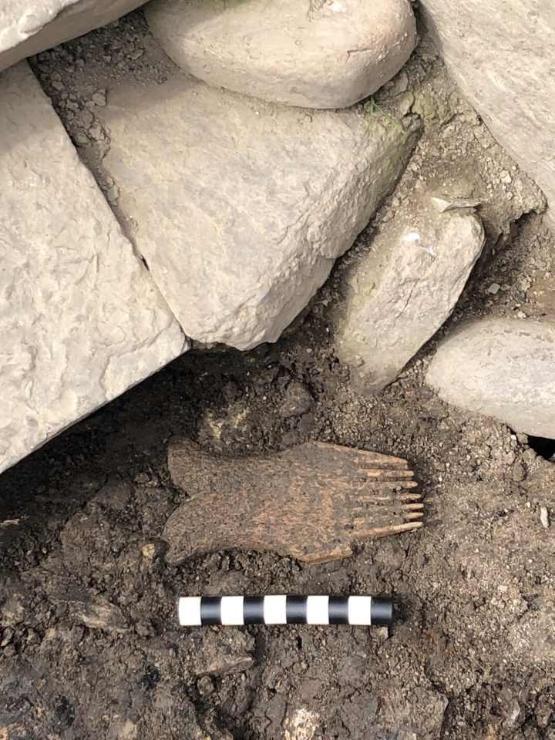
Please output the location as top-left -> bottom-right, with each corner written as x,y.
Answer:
97,74 -> 418,350
335,196 -> 485,392
426,318 -> 555,438
146,0 -> 416,109
0,63 -> 187,474
0,0 -> 145,72
420,0 -> 555,227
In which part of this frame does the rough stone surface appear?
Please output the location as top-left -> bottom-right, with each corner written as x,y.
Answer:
426,318 -> 555,438
420,0 -> 555,227
0,0 -> 145,72
0,63 -> 186,474
98,73 -> 418,350
146,0 -> 416,109
334,195 -> 485,392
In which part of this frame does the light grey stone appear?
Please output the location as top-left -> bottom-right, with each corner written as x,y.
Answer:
334,194 -> 485,392
426,318 -> 555,438
0,0 -> 145,72
146,0 -> 416,109
420,0 -> 555,227
0,63 -> 187,474
98,73 -> 418,350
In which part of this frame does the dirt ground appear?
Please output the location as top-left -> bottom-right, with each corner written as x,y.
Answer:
1,9 -> 554,740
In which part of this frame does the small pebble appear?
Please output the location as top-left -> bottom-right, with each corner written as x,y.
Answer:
73,131 -> 91,146
88,124 -> 104,141
540,506 -> 549,529
197,675 -> 215,697
141,543 -> 157,560
280,381 -> 313,418
0,627 -> 14,647
511,461 -> 526,482
486,283 -> 501,295
91,90 -> 107,107
105,184 -> 120,204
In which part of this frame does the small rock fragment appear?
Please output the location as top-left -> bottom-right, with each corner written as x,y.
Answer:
73,596 -> 128,633
196,675 -> 214,697
73,131 -> 90,146
487,283 -> 501,295
1,592 -> 26,626
540,506 -> 549,529
93,480 -> 133,510
283,707 -> 319,740
0,627 -> 14,647
511,461 -> 526,482
191,630 -> 254,677
91,89 -> 107,107
280,382 -> 313,418
140,540 -> 166,561
430,195 -> 481,212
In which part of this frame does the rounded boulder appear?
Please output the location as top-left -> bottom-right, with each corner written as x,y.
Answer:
146,0 -> 416,109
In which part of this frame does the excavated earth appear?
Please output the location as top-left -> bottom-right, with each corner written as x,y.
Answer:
0,11 -> 554,740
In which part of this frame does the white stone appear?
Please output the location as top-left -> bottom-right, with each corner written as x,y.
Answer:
97,73 -> 418,350
426,318 -> 555,438
334,195 -> 485,392
420,0 -> 555,227
0,0 -> 145,72
145,0 -> 416,109
0,63 -> 187,474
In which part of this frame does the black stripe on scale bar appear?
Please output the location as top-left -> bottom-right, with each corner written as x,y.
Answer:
243,597 -> 265,625
200,596 -> 221,625
328,596 -> 350,624
370,598 -> 393,626
286,595 -> 308,624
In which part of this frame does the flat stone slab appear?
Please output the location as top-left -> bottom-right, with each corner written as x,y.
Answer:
146,0 -> 416,109
98,74 -> 418,350
420,0 -> 555,229
426,318 -> 555,438
334,194 -> 484,392
0,63 -> 187,474
0,0 -> 145,72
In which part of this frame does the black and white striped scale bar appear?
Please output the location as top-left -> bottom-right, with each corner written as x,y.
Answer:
178,595 -> 393,627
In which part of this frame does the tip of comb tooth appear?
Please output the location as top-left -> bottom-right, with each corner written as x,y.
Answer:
400,492 -> 422,501
404,503 -> 424,511
404,511 -> 424,521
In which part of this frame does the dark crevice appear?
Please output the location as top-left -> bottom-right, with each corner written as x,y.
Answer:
528,436 -> 555,462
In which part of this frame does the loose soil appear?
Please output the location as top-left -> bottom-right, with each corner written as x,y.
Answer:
1,10 -> 554,740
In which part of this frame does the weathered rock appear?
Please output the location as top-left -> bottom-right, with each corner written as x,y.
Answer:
0,63 -> 186,474
426,318 -> 555,438
190,630 -> 254,677
0,0 -> 146,72
146,0 -> 416,110
97,73 -> 418,350
72,596 -> 128,633
280,382 -> 313,418
419,0 -> 555,227
334,194 -> 485,392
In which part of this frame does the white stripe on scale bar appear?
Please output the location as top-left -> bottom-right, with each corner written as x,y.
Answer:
263,595 -> 287,624
306,595 -> 329,624
348,596 -> 372,625
178,596 -> 201,626
220,596 -> 244,625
